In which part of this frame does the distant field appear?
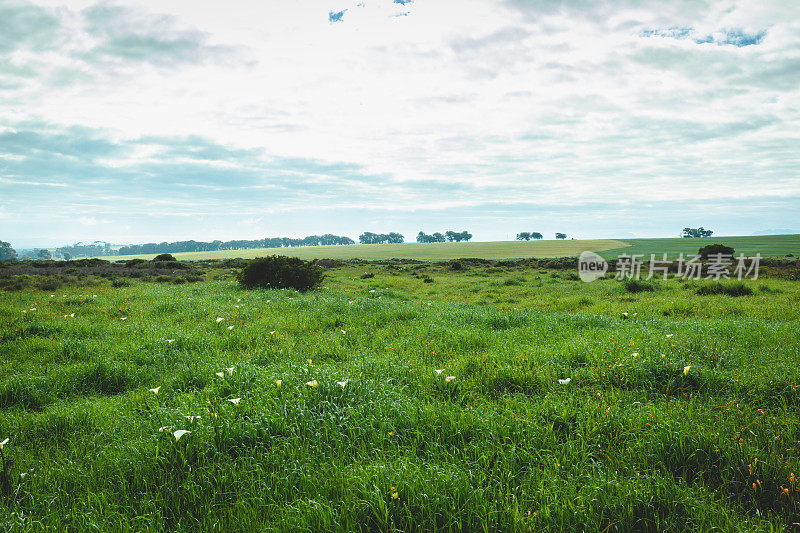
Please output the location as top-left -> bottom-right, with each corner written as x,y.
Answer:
101,239 -> 629,261
598,234 -> 800,260
100,234 -> 800,262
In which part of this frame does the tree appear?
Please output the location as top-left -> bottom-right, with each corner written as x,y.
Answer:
62,252 -> 73,261
698,243 -> 734,260
432,232 -> 445,243
387,232 -> 405,244
532,232 -> 543,240
0,241 -> 17,261
516,232 -> 532,241
37,249 -> 52,260
444,230 -> 472,242
555,233 -> 567,240
682,227 -> 714,238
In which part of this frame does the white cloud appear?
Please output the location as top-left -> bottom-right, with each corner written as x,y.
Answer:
1,0 -> 799,244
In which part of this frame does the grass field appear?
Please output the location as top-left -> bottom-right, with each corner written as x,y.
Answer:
100,234 -> 800,262
1,261 -> 799,530
102,239 -> 630,262
598,234 -> 800,261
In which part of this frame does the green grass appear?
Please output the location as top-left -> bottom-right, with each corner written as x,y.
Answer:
98,234 -> 800,262
1,264 -> 799,530
599,234 -> 800,261
102,239 -> 630,261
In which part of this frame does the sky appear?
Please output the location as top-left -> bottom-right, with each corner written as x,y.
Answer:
0,0 -> 798,248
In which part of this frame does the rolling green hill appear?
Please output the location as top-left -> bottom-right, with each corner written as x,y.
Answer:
99,234 -> 799,262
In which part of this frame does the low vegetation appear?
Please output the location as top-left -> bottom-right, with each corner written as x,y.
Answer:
0,257 -> 798,530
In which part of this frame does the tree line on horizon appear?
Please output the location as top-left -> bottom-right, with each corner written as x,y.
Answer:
416,231 -> 472,243
0,226 -> 721,260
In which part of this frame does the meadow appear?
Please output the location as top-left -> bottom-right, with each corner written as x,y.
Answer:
98,234 -> 800,262
1,259 -> 799,531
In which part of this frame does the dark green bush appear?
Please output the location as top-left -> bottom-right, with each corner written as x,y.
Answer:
623,279 -> 657,293
696,281 -> 753,296
125,258 -> 147,267
236,256 -> 324,291
698,244 -> 735,260
153,253 -> 177,262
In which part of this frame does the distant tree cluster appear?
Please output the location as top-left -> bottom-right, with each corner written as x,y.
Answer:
516,232 -> 543,241
358,232 -> 405,244
416,232 -> 445,243
0,241 -> 17,261
682,227 -> 714,238
416,231 -> 472,243
115,235 -> 355,257
55,241 -> 112,258
555,233 -> 567,240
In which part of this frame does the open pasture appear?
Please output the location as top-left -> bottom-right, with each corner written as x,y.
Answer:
99,234 -> 800,263
0,261 -> 799,530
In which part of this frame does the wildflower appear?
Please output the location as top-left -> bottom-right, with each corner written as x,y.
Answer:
308,359 -> 313,365
184,415 -> 200,422
666,334 -> 673,339
782,486 -> 790,496
632,352 -> 639,358
227,398 -> 241,405
790,473 -> 796,485
216,317 -> 224,323
683,365 -> 691,376
336,379 -> 349,389
270,330 -> 276,335
391,488 -> 399,499
275,379 -> 282,389
445,376 -> 456,383
0,438 -> 9,450
215,372 -> 224,378
341,330 -> 347,334
227,325 -> 234,331
172,429 -> 191,441
120,317 -> 127,321
306,380 -> 319,389
165,339 -> 175,344
149,386 -> 161,395
558,378 -> 571,385
435,369 -> 445,376
369,289 -> 375,293
388,431 -> 394,436
661,354 -> 666,358
226,366 -> 235,375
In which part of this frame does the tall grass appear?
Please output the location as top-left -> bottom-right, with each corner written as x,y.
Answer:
0,267 -> 798,530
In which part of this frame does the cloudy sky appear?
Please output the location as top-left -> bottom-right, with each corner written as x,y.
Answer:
1,0 -> 798,248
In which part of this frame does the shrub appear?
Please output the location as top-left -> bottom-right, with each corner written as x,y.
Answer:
236,256 -> 324,291
698,244 -> 734,260
153,253 -> 177,262
125,258 -> 147,267
623,279 -> 657,293
360,272 -> 375,279
696,281 -> 753,297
